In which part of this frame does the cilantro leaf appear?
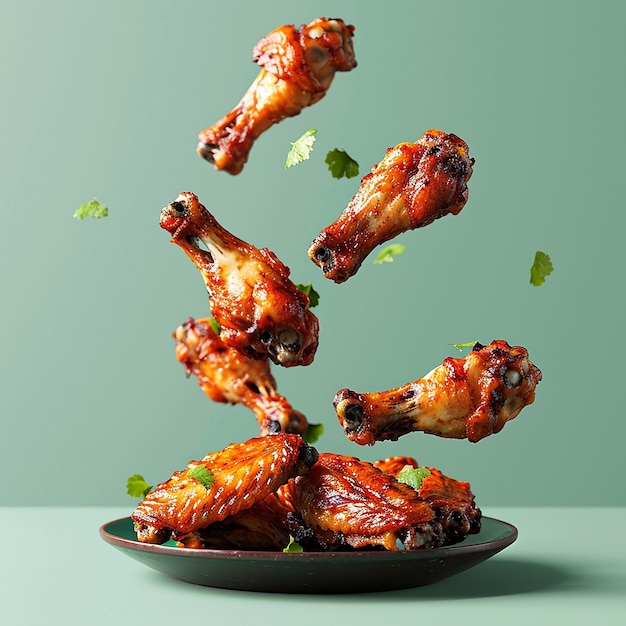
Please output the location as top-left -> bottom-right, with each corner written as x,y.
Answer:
74,198 -> 109,220
285,129 -> 317,169
530,250 -> 553,286
187,465 -> 214,490
126,474 -> 153,498
325,148 -> 360,179
449,341 -> 477,352
283,535 -> 304,553
396,467 -> 431,491
296,282 -> 320,307
373,243 -> 406,265
301,422 -> 324,444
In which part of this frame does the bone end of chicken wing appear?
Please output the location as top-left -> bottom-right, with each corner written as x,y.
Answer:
197,17 -> 356,175
308,129 -> 474,283
334,340 -> 541,444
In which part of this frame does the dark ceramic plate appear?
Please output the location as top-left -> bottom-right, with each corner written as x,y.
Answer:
100,516 -> 517,594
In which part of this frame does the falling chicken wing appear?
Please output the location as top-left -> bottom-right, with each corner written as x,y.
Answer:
160,192 -> 319,367
286,452 -> 443,551
132,433 -> 318,544
334,340 -> 542,444
374,456 -> 482,545
308,129 -> 474,283
174,317 -> 309,435
197,17 -> 357,174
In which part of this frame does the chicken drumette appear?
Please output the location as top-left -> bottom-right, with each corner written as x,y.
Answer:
160,192 -> 319,367
308,129 -> 474,283
174,317 -> 309,435
132,433 -> 318,544
197,17 -> 357,175
334,340 -> 542,444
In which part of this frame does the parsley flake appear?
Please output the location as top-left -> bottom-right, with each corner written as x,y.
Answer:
74,198 -> 109,220
449,341 -> 477,352
397,467 -> 431,491
188,465 -> 214,490
373,243 -> 406,264
530,250 -> 553,286
126,474 -> 153,499
283,535 -> 304,553
301,422 -> 324,444
296,282 -> 320,307
285,129 -> 317,169
325,148 -> 360,179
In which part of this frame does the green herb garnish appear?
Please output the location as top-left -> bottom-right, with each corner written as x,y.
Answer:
325,148 -> 359,179
396,467 -> 431,491
187,465 -> 214,490
301,422 -> 324,444
74,198 -> 109,220
208,318 -> 221,335
285,129 -> 317,169
373,243 -> 406,264
283,535 -> 304,553
296,282 -> 320,307
449,341 -> 477,352
126,474 -> 153,498
530,250 -> 553,286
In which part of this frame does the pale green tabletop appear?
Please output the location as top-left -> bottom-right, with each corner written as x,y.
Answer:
2,507 -> 624,626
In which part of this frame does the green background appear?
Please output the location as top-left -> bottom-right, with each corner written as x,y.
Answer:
1,0 -> 624,506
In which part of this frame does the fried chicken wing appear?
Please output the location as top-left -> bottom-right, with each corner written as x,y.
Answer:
160,192 -> 319,367
197,17 -> 357,174
132,433 -> 318,544
335,340 -> 542,444
374,456 -> 481,545
174,317 -> 308,435
308,129 -> 474,283
176,492 -> 294,550
286,452 -> 442,551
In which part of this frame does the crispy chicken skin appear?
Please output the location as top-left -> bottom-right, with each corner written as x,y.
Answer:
308,129 -> 474,283
374,456 -> 482,545
286,453 -> 443,551
335,340 -> 542,444
160,192 -> 319,367
197,17 -> 356,174
132,433 -> 318,544
174,317 -> 309,435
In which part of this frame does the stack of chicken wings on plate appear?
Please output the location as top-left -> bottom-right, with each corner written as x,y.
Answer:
132,17 -> 542,552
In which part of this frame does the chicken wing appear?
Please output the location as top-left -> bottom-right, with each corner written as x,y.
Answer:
197,17 -> 357,174
174,317 -> 309,435
374,456 -> 481,545
160,192 -> 319,367
308,129 -> 474,283
132,433 -> 318,544
176,492 -> 294,550
334,340 -> 542,444
286,452 -> 443,551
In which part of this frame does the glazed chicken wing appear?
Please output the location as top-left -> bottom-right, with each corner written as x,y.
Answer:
174,317 -> 308,435
132,433 -> 318,544
374,456 -> 481,545
197,17 -> 357,174
176,492 -> 295,551
160,192 -> 319,367
335,340 -> 542,444
286,452 -> 442,551
308,129 -> 474,283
